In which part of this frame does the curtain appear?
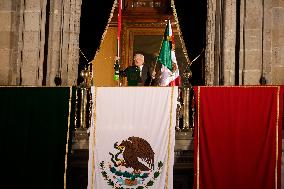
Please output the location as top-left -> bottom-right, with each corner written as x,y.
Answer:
0,87 -> 74,189
174,0 -> 206,58
174,0 -> 207,85
79,0 -> 114,64
88,87 -> 178,189
194,86 -> 283,189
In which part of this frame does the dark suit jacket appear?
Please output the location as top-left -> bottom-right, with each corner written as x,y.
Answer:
120,64 -> 155,86
140,64 -> 153,86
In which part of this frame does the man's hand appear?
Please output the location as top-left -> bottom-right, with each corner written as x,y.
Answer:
114,60 -> 120,81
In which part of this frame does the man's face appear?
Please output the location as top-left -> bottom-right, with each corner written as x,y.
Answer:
134,55 -> 144,67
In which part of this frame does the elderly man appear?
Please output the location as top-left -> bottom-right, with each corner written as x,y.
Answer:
121,53 -> 156,86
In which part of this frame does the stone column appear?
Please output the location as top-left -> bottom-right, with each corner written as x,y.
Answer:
239,0 -> 263,84
46,0 -> 81,86
66,0 -> 81,86
0,0 -> 47,86
271,0 -> 284,84
8,0 -> 46,86
205,0 -> 216,85
205,0 -> 237,85
0,0 -> 25,85
0,0 -> 11,85
222,0 -> 236,85
206,0 -> 284,85
0,0 -> 81,86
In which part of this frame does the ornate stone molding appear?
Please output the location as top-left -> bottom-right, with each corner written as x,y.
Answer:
205,0 -> 217,86
47,0 -> 81,86
1,0 -> 81,86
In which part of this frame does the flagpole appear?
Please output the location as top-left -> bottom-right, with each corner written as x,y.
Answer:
149,19 -> 170,86
117,0 -> 122,58
114,0 -> 122,86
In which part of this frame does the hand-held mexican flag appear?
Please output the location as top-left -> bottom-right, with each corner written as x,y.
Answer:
114,0 -> 122,81
158,20 -> 173,71
158,20 -> 181,86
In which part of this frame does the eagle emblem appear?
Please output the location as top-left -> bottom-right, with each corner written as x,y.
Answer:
99,136 -> 163,188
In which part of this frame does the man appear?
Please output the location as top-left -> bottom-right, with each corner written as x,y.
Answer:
121,53 -> 156,86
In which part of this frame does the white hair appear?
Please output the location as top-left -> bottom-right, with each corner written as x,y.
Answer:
134,53 -> 144,60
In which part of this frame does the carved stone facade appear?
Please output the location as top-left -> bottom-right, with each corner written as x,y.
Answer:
1,0 -> 283,86
206,0 -> 284,85
0,0 -> 81,86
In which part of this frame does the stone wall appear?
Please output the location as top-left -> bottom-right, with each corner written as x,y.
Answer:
0,0 -> 81,86
0,0 -> 18,85
206,0 -> 284,85
46,0 -> 82,86
271,0 -> 284,84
